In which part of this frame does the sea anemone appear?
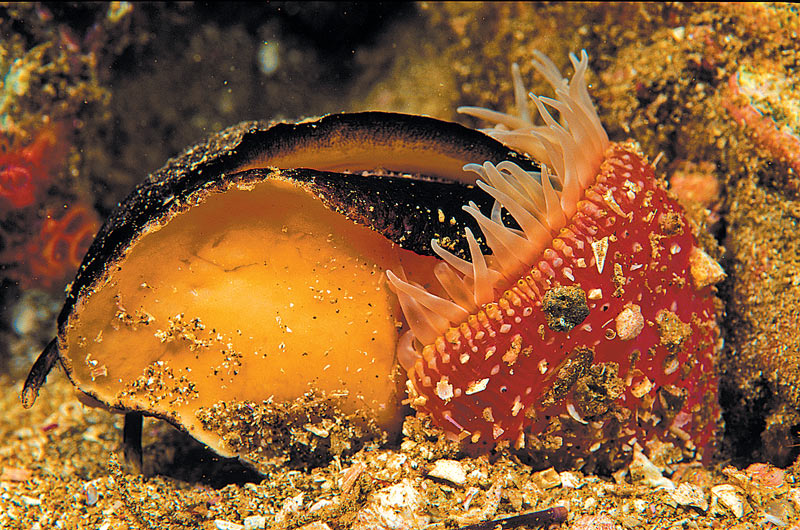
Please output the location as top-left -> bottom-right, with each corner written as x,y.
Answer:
388,51 -> 723,469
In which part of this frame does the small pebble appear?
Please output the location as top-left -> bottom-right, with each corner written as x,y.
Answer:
352,479 -> 429,530
790,487 -> 800,510
689,247 -> 726,289
385,453 -> 408,471
243,515 -> 266,530
103,500 -> 123,516
215,520 -> 244,530
84,482 -> 99,506
710,484 -> 750,519
559,471 -> 581,489
615,304 -> 644,340
297,523 -> 332,530
309,498 -> 333,512
746,463 -> 785,490
428,459 -> 466,486
628,451 -> 675,490
21,495 -> 41,506
763,499 -> 795,527
0,467 -> 32,482
340,463 -> 365,492
531,467 -> 561,490
670,482 -> 708,512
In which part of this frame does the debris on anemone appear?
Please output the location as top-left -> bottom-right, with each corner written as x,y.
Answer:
388,51 -> 726,471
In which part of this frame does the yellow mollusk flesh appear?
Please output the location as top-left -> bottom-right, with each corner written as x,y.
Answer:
62,176 -> 439,456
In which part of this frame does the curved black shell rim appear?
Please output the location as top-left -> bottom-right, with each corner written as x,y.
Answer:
61,112 -> 537,327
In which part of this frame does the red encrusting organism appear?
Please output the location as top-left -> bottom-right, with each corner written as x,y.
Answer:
21,205 -> 100,289
0,123 -> 69,209
0,123 -> 100,289
388,51 -> 725,469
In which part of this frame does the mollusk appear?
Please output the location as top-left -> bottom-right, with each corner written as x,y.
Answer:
20,111 -> 538,469
388,51 -> 724,469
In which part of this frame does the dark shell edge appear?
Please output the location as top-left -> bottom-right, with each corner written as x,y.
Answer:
60,112 -> 537,328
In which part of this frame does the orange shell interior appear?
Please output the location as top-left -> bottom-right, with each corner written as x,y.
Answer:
60,177 -> 438,456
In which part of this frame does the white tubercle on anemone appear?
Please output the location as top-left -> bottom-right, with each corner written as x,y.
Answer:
387,50 -> 610,367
